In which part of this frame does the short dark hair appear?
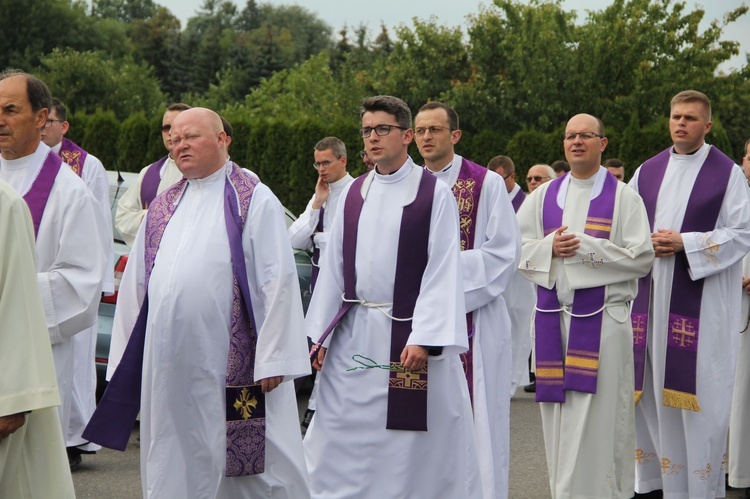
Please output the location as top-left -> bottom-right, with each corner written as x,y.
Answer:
671,90 -> 711,121
487,155 -> 514,174
361,95 -> 412,129
551,160 -> 570,174
50,98 -> 67,121
603,158 -> 624,168
220,115 -> 233,139
314,137 -> 347,158
416,101 -> 459,131
166,103 -> 191,113
0,69 -> 52,113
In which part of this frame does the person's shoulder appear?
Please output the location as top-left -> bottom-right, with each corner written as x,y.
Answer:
54,163 -> 95,198
0,179 -> 22,205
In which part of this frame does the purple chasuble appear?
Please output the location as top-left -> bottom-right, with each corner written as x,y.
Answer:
22,150 -> 62,237
84,163 -> 266,476
449,158 -> 488,402
309,207 -> 325,293
59,138 -> 88,177
311,168 -> 437,431
632,146 -> 733,411
535,171 -> 618,403
511,188 -> 526,213
140,155 -> 169,209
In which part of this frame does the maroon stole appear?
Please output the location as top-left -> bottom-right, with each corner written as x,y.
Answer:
450,158 -> 488,401
310,166 -> 437,431
535,171 -> 618,403
632,146 -> 733,411
140,155 -> 169,209
22,150 -> 62,237
58,138 -> 88,177
511,188 -> 526,213
84,163 -> 266,476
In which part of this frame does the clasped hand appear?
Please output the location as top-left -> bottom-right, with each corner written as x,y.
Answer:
652,229 -> 684,258
553,226 -> 580,258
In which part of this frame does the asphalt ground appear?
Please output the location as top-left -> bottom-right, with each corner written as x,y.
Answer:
72,387 -> 746,498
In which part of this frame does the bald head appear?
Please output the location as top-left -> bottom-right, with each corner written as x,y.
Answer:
563,113 -> 608,178
170,107 -> 229,179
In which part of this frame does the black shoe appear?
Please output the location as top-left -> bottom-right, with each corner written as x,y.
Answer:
301,409 -> 315,429
523,381 -> 536,393
744,487 -> 750,499
67,448 -> 82,471
633,490 -> 663,498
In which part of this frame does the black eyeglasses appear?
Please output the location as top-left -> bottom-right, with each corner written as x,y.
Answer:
526,175 -> 550,183
358,151 -> 367,158
501,172 -> 514,180
359,124 -> 408,138
44,119 -> 64,128
161,124 -> 172,133
563,132 -> 603,141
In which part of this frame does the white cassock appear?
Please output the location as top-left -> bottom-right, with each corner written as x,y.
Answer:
52,141 -> 113,452
629,144 -> 750,498
505,183 -> 535,392
0,142 -> 106,439
115,156 -> 183,247
430,154 -> 520,499
109,164 -> 311,498
729,253 -> 750,488
288,172 -> 354,411
0,180 -> 75,499
303,160 -> 482,499
518,168 -> 653,499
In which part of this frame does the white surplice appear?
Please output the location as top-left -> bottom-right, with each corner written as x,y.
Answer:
506,183 -> 535,392
52,141 -> 113,452
303,160 -> 482,499
729,253 -> 750,488
0,142 -> 106,439
0,180 -> 75,499
115,156 -> 183,247
109,163 -> 311,498
429,154 -> 520,499
629,143 -> 750,498
518,168 -> 654,499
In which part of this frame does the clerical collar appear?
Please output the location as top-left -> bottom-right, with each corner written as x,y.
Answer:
1,142 -> 48,172
50,142 -> 63,154
672,143 -> 705,156
375,158 -> 413,184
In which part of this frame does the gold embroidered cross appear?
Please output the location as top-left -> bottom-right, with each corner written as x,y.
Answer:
396,370 -> 421,389
581,252 -> 604,269
523,260 -> 535,271
670,318 -> 696,348
632,316 -> 646,345
233,387 -> 257,420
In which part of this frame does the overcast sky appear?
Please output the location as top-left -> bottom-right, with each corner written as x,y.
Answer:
156,0 -> 749,71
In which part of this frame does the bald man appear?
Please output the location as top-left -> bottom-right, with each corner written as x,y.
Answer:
85,108 -> 311,498
518,113 -> 653,498
526,163 -> 555,192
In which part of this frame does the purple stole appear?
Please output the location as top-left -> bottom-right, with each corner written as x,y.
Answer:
84,163 -> 266,476
450,158 -> 488,401
511,188 -> 526,213
140,155 -> 169,209
535,171 -> 618,403
632,146 -> 733,411
58,138 -> 88,177
22,150 -> 62,237
310,167 -> 437,431
310,207 -> 324,293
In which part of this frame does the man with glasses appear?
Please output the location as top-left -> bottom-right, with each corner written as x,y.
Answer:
0,69 -> 106,472
526,163 -> 555,193
518,113 -> 653,498
41,97 -> 113,468
630,91 -> 750,499
289,136 -> 353,429
414,101 -> 519,498
115,103 -> 191,247
729,138 -> 750,498
359,149 -> 375,170
304,95 -> 481,498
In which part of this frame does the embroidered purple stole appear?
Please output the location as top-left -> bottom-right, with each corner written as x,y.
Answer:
632,146 -> 733,411
84,163 -> 266,476
535,171 -> 618,403
140,155 -> 169,209
511,188 -> 526,213
310,168 -> 437,431
59,138 -> 88,177
310,207 -> 324,293
451,158 -> 487,401
22,150 -> 62,237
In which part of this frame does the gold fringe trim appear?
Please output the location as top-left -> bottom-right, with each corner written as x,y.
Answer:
662,388 -> 701,412
634,390 -> 642,406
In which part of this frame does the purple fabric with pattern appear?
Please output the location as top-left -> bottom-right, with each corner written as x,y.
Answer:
140,155 -> 169,209
22,150 -> 62,237
633,146 -> 734,407
59,138 -> 88,177
535,171 -> 618,403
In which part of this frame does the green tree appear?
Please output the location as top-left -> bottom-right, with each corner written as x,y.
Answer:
82,110 -> 121,169
117,112 -> 152,172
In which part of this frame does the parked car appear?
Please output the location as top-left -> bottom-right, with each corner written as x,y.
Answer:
96,170 -> 312,398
